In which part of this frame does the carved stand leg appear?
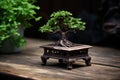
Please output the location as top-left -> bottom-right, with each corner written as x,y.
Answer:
58,59 -> 63,63
83,57 -> 91,66
66,61 -> 73,70
41,56 -> 48,65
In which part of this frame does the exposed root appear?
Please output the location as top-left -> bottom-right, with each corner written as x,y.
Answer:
55,39 -> 73,47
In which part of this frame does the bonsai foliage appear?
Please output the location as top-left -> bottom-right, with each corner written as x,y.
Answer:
0,0 -> 41,47
40,10 -> 86,47
40,10 -> 85,33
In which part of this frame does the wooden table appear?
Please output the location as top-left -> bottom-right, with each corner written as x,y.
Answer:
40,44 -> 92,70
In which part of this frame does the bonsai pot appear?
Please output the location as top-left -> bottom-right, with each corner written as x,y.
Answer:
0,26 -> 24,53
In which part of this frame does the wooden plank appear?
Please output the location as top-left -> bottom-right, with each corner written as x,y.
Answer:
0,38 -> 120,80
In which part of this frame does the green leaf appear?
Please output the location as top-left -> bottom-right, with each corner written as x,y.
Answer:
35,16 -> 42,21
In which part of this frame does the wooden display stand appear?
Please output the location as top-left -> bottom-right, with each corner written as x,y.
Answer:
40,44 -> 92,70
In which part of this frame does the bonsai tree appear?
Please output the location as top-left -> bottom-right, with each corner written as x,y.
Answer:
0,0 -> 41,48
40,10 -> 86,47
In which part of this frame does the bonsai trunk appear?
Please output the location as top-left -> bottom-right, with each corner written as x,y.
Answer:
55,31 -> 73,47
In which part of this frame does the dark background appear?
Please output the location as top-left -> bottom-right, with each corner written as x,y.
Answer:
25,0 -> 101,37
25,0 -> 120,47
